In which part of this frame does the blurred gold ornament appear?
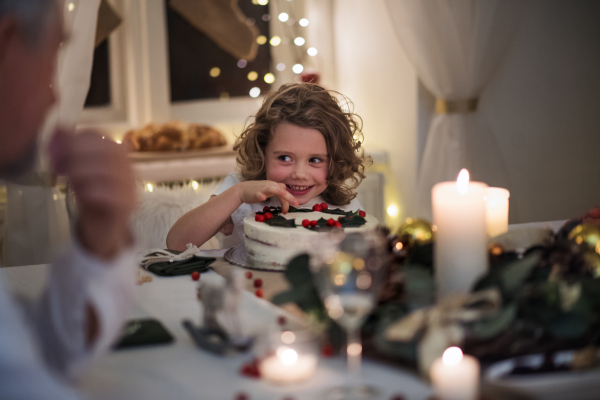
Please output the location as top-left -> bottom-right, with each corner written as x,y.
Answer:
584,252 -> 600,278
489,243 -> 504,257
568,224 -> 600,253
396,218 -> 434,246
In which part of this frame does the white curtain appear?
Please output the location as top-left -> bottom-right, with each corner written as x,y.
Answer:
383,0 -> 526,219
2,0 -> 100,266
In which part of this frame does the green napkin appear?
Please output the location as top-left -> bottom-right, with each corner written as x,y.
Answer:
143,249 -> 215,276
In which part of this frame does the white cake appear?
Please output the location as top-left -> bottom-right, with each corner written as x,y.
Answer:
244,206 -> 378,270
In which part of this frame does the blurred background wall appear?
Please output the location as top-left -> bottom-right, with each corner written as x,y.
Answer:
331,0 -> 600,224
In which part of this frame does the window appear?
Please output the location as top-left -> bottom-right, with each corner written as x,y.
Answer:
166,0 -> 273,101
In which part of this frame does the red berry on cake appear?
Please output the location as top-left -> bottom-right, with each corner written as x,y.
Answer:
359,210 -> 366,217
255,214 -> 265,222
310,220 -> 317,227
312,203 -> 322,212
264,212 -> 273,220
263,206 -> 270,212
254,278 -> 263,288
255,289 -> 264,298
327,218 -> 335,226
321,203 -> 328,210
191,271 -> 200,281
302,219 -> 310,227
245,271 -> 253,279
334,221 -> 342,228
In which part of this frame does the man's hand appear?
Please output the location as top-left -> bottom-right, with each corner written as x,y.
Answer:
50,129 -> 136,260
238,180 -> 299,213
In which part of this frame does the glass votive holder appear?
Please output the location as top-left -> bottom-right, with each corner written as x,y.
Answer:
258,325 -> 320,385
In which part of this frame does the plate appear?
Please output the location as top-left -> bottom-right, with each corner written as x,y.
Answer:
224,246 -> 285,272
483,349 -> 600,400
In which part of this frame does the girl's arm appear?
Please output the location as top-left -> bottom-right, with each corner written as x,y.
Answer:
166,180 -> 299,251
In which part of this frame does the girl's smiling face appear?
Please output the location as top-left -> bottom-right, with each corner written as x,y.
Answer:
265,122 -> 328,205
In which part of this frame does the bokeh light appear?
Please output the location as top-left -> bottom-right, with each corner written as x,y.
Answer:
299,18 -> 309,27
237,59 -> 247,68
209,67 -> 220,77
249,87 -> 261,98
276,63 -> 286,71
264,73 -> 275,84
307,47 -> 318,56
270,36 -> 281,46
292,64 -> 304,74
278,13 -> 289,22
247,71 -> 258,81
256,35 -> 267,45
294,37 -> 305,46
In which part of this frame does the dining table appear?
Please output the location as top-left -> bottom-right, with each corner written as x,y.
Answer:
2,220 -> 568,400
2,251 -> 433,400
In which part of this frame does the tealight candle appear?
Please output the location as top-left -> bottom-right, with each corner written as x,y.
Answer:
485,187 -> 510,238
430,347 -> 480,400
432,169 -> 488,299
260,347 -> 318,384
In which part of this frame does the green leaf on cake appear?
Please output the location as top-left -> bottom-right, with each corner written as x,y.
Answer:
339,215 -> 367,227
322,208 -> 352,216
288,206 -> 313,213
265,215 -> 296,228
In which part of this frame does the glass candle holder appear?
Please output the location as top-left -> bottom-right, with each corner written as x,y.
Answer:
259,325 -> 320,385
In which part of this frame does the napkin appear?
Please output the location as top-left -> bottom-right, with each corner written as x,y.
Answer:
143,249 -> 216,276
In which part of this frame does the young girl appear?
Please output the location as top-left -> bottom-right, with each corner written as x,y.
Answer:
166,83 -> 369,251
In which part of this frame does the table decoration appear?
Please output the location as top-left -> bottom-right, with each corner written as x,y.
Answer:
259,327 -> 320,384
485,187 -> 510,238
184,266 -> 254,354
430,346 -> 479,400
432,169 -> 488,299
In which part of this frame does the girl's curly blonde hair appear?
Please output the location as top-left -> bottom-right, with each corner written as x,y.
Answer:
233,83 -> 369,205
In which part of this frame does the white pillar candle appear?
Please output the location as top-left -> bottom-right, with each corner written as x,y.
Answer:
485,187 -> 510,238
432,169 -> 488,299
430,347 -> 480,400
260,347 -> 318,384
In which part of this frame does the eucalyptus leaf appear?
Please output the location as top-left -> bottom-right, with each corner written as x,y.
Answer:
472,303 -> 517,339
265,215 -> 296,228
500,252 -> 541,298
548,312 -> 589,338
284,254 -> 312,285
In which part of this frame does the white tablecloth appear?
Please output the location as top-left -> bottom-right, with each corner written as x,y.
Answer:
2,263 -> 432,400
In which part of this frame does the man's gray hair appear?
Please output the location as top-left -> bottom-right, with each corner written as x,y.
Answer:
0,0 -> 59,46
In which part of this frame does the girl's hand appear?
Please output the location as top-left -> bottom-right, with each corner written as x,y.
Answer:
239,180 -> 299,213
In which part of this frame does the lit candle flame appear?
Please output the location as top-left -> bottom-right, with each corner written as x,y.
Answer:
456,169 -> 470,195
442,346 -> 463,366
280,348 -> 298,365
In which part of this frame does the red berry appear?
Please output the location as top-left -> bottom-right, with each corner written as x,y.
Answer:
264,212 -> 273,220
321,202 -> 328,210
359,210 -> 366,217
321,343 -> 334,357
255,214 -> 265,222
255,289 -> 264,298
245,271 -> 253,279
310,220 -> 317,227
302,219 -> 310,227
334,221 -> 342,228
327,218 -> 335,226
312,203 -> 322,212
191,271 -> 200,281
277,315 -> 287,326
263,206 -> 270,212
254,278 -> 263,288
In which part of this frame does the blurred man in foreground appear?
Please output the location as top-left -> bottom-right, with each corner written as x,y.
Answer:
0,0 -> 136,398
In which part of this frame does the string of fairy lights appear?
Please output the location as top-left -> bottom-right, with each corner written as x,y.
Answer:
211,0 -> 317,99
